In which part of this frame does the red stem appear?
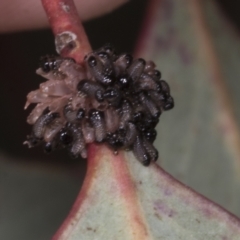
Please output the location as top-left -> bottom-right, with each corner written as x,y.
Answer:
41,0 -> 92,64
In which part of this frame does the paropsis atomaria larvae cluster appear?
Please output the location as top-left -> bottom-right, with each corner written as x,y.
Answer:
24,44 -> 174,166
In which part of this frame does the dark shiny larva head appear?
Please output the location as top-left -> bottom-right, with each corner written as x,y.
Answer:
103,87 -> 122,107
76,108 -> 85,120
163,96 -> 174,110
101,74 -> 115,86
44,142 -> 54,153
154,70 -> 161,79
77,79 -> 104,99
77,79 -> 89,92
133,111 -> 145,123
102,43 -> 116,56
89,109 -> 103,121
106,131 -> 124,150
128,58 -> 146,81
87,56 -> 98,68
160,80 -> 170,93
59,128 -> 73,145
115,54 -> 133,69
39,56 -> 56,73
117,74 -> 132,89
144,128 -> 157,143
97,51 -> 109,60
148,70 -> 161,81
39,55 -> 64,73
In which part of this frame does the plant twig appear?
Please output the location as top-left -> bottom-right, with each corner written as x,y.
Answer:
41,0 -> 92,64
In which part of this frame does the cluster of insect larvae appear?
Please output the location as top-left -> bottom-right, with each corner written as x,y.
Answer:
24,45 -> 174,166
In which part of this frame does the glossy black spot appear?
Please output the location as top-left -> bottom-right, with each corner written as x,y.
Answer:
160,80 -> 170,93
44,142 -> 53,153
144,129 -> 157,143
135,122 -> 147,133
117,74 -> 131,89
104,88 -> 118,100
89,109 -> 103,121
152,110 -> 161,119
77,79 -> 89,92
95,89 -> 104,102
105,88 -> 122,107
97,51 -> 109,60
138,58 -> 146,65
102,74 -> 114,86
155,80 -> 162,93
106,129 -> 125,149
142,153 -> 151,166
39,56 -> 60,73
163,97 -> 174,110
103,44 -> 115,55
59,129 -> 73,145
41,61 -> 51,73
106,133 -> 120,149
76,108 -> 85,120
124,54 -> 133,67
144,115 -> 159,129
154,70 -> 161,79
133,111 -> 144,123
88,56 -> 97,67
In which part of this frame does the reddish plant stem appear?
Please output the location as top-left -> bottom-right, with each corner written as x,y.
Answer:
41,0 -> 92,64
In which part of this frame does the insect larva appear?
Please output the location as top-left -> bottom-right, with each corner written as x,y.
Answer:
139,92 -> 161,119
32,109 -> 59,139
86,54 -> 114,86
127,58 -> 146,81
114,54 -> 133,75
38,55 -> 67,80
143,114 -> 159,129
44,118 -> 63,142
77,79 -> 104,99
133,135 -> 151,166
89,109 -> 106,142
59,127 -> 73,146
144,61 -> 156,72
160,80 -> 170,93
76,108 -> 85,121
40,80 -> 71,96
124,122 -> 137,148
137,73 -> 159,91
44,130 -> 61,153
142,137 -> 158,162
105,108 -> 120,133
144,128 -> 157,143
147,70 -> 161,81
163,96 -> 174,111
116,74 -> 131,89
39,55 -> 63,73
69,124 -> 87,159
151,90 -> 174,111
82,121 -> 95,143
103,87 -> 122,107
119,99 -> 133,130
